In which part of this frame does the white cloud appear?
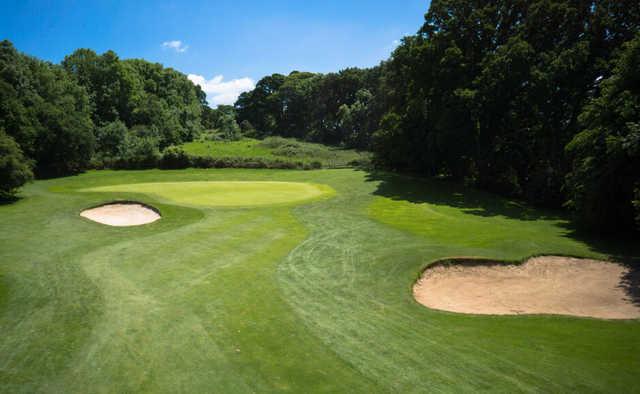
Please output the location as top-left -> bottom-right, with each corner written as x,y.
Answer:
188,74 -> 255,107
162,40 -> 188,53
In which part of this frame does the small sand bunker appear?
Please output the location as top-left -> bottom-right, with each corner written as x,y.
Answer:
414,256 -> 640,319
80,202 -> 161,227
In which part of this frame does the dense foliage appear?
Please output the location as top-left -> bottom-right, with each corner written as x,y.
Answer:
373,0 -> 640,233
0,40 -> 95,177
0,40 -> 206,188
235,1 -> 640,232
0,128 -> 33,197
235,68 -> 382,149
565,34 -> 640,230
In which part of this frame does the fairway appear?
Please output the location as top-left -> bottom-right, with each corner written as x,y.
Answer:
1,169 -> 639,393
82,181 -> 335,207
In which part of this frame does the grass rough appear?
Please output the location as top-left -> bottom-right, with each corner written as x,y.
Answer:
179,137 -> 371,168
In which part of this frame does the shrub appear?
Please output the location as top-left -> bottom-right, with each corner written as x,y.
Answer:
258,136 -> 293,149
305,160 -> 322,170
117,129 -> 161,169
219,114 -> 241,140
239,120 -> 256,137
347,157 -> 372,169
160,146 -> 191,169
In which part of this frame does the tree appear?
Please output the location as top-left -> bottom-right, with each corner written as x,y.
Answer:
32,68 -> 96,176
337,89 -> 373,149
95,120 -> 127,158
118,127 -> 160,168
235,73 -> 286,136
64,52 -> 204,148
0,41 -> 95,176
565,34 -> 640,231
219,114 -> 241,140
369,0 -> 639,225
62,49 -> 130,125
372,112 -> 408,169
239,120 -> 256,136
234,69 -> 380,146
0,128 -> 33,197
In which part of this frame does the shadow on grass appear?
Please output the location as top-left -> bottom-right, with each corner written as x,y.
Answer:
364,170 -> 640,262
619,264 -> 640,308
0,194 -> 21,205
364,170 -> 558,221
559,222 -> 640,263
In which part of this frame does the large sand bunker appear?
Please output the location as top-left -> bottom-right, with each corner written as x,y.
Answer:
80,202 -> 161,226
414,256 -> 640,319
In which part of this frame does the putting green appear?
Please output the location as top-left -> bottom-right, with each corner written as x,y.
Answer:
81,181 -> 335,207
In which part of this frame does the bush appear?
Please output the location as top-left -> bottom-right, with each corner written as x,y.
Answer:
160,146 -> 191,169
116,129 -> 161,169
259,137 -> 326,159
188,155 -> 307,170
197,129 -> 223,142
258,136 -> 293,149
347,157 -> 372,169
219,114 -> 241,140
305,160 -> 322,170
0,129 -> 33,197
239,120 -> 256,137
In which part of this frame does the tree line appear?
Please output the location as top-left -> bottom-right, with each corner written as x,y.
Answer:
234,0 -> 640,232
235,68 -> 382,149
0,40 -> 211,185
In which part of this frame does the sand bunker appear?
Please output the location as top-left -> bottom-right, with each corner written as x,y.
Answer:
414,256 -> 640,319
80,202 -> 161,226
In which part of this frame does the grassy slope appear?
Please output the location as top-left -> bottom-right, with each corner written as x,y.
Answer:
0,168 -> 638,393
180,139 -> 274,157
179,138 -> 370,167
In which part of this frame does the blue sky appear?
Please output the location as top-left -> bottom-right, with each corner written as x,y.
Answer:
0,0 -> 429,105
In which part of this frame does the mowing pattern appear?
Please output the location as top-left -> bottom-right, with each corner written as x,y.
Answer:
0,169 -> 638,393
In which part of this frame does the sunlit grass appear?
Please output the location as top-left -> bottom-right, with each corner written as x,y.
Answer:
0,168 -> 637,392
82,181 -> 335,207
179,137 -> 370,167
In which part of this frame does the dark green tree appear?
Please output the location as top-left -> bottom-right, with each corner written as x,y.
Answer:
219,113 -> 241,140
95,120 -> 128,158
0,40 -> 95,176
0,128 -> 33,197
565,34 -> 640,231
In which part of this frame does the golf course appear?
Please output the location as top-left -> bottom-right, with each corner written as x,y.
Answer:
2,0 -> 640,391
1,168 -> 638,392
